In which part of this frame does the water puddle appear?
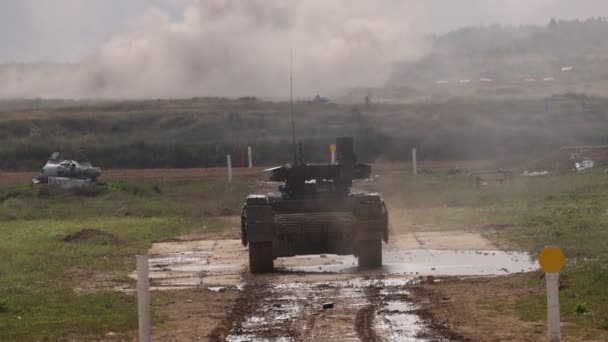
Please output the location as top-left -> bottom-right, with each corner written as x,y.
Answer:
279,249 -> 537,276
227,336 -> 295,342
375,300 -> 426,341
383,249 -> 537,276
276,254 -> 358,273
128,237 -> 538,293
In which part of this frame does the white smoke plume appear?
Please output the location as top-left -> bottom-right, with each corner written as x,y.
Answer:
0,0 -> 431,99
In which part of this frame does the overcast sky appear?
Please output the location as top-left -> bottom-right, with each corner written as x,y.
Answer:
0,0 -> 606,63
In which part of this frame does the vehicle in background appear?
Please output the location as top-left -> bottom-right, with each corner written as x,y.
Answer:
32,151 -> 102,185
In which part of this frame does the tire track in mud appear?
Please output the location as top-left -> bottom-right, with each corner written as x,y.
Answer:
355,277 -> 382,342
210,275 -> 299,342
211,274 -> 461,342
207,278 -> 256,341
355,304 -> 380,342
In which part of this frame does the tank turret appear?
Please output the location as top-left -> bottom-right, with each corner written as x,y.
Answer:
262,137 -> 371,199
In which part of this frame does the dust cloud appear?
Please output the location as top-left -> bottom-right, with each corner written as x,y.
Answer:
0,0 -> 431,99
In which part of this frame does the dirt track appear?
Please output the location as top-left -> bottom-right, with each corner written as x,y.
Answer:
132,220 -> 537,342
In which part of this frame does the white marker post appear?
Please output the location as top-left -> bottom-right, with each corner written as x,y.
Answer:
227,154 -> 233,182
248,146 -> 253,169
330,144 -> 336,164
137,255 -> 151,342
539,246 -> 565,342
412,148 -> 418,175
546,272 -> 561,342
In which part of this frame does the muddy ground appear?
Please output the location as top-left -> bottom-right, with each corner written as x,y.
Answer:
121,219 -> 543,342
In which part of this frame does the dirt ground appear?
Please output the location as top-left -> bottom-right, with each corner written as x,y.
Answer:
0,167 -> 262,185
0,160 -> 491,185
416,275 -> 608,342
152,288 -> 241,342
124,214 -> 543,342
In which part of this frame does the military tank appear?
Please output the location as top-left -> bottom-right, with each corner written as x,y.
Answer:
32,151 -> 101,185
241,137 -> 389,273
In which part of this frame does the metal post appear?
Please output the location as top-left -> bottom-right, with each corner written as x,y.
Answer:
331,150 -> 336,164
546,272 -> 561,342
227,154 -> 233,182
248,146 -> 253,169
412,148 -> 418,175
137,255 -> 151,342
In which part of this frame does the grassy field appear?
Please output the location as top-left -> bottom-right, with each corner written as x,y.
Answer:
376,168 -> 608,335
2,163 -> 608,339
0,179 -> 254,341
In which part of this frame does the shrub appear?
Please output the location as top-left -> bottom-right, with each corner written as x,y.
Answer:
575,302 -> 590,315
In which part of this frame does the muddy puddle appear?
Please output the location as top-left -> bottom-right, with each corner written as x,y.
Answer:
278,249 -> 537,276
136,235 -> 539,340
374,286 -> 436,341
134,237 -> 537,291
226,277 -> 449,342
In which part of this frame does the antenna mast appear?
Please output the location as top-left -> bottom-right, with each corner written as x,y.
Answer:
290,50 -> 297,165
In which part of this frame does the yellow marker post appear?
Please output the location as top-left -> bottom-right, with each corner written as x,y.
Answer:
539,246 -> 565,342
329,144 -> 336,164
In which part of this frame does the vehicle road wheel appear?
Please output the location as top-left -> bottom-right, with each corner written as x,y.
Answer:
358,239 -> 382,269
249,242 -> 273,273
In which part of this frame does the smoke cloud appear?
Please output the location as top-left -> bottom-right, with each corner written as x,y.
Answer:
0,0 -> 431,99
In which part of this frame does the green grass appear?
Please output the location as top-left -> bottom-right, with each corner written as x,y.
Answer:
0,179 -> 249,220
0,179 -> 253,340
379,169 -> 608,334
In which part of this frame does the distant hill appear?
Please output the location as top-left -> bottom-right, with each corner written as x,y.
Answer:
376,18 -> 608,102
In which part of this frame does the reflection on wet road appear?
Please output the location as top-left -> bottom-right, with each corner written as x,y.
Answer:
277,249 -> 536,276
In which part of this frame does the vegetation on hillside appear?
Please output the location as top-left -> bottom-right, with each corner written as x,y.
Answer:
391,18 -> 608,85
1,94 -> 608,170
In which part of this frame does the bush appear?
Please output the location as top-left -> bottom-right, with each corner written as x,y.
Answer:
575,302 -> 590,315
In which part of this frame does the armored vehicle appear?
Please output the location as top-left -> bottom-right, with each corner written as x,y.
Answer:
241,137 -> 388,273
32,151 -> 101,185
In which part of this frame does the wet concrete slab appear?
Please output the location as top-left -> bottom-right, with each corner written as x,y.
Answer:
129,239 -> 247,290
